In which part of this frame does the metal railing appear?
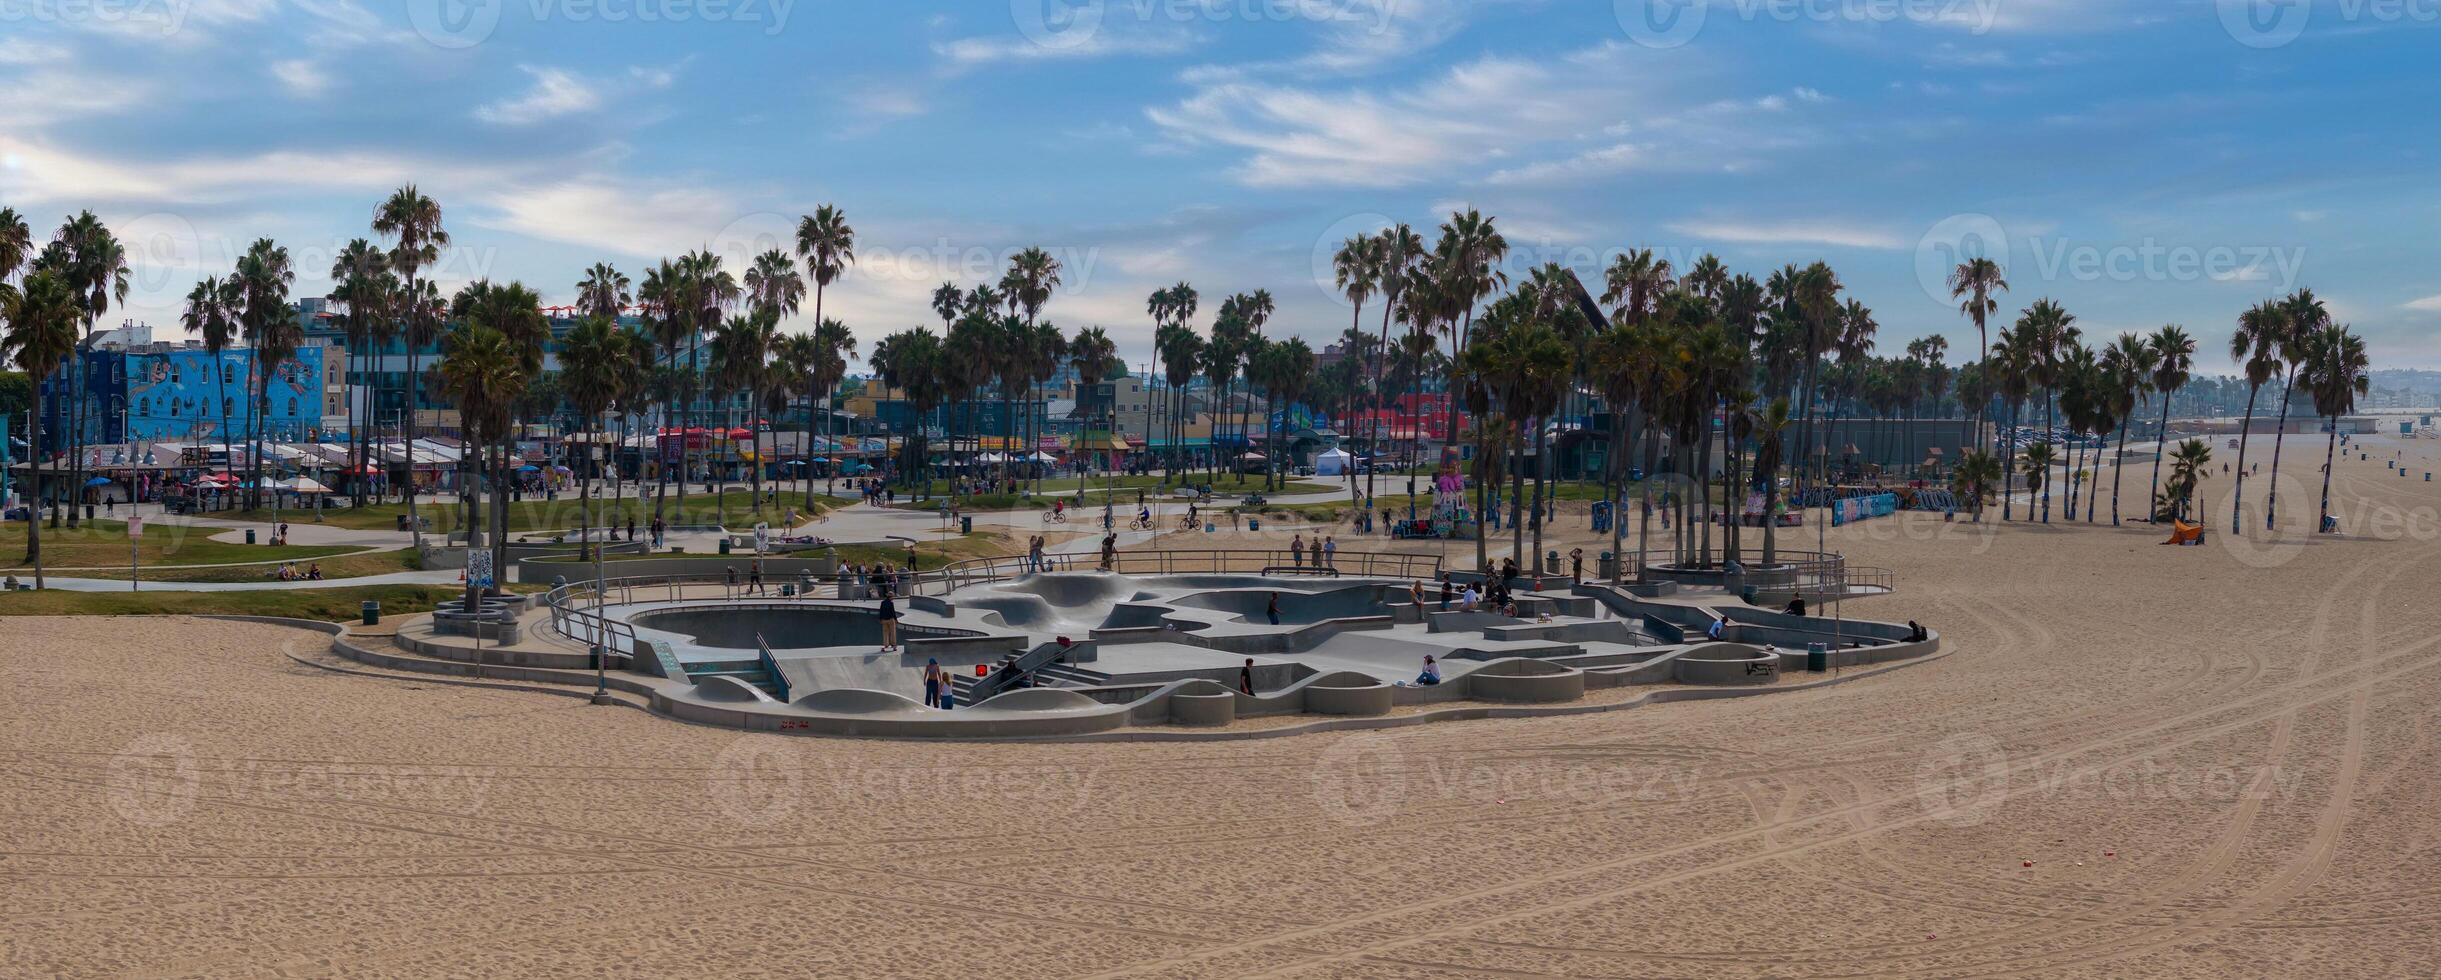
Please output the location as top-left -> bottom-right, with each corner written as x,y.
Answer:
753,631 -> 793,703
921,549 -> 1444,595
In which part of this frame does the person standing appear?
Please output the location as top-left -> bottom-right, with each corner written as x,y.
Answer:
1570,547 -> 1584,584
1239,657 -> 1255,695
877,592 -> 901,652
1439,573 -> 1454,611
747,557 -> 764,595
1322,535 -> 1337,570
1266,592 -> 1281,626
922,658 -> 942,708
1290,533 -> 1306,567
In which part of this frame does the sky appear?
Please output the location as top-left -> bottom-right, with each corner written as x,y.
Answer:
2,0 -> 2436,372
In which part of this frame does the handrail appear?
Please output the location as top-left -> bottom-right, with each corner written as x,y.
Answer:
967,639 -> 1077,703
924,549 -> 1445,595
753,631 -> 793,703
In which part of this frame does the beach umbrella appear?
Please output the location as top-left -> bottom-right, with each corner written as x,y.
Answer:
85,476 -> 114,487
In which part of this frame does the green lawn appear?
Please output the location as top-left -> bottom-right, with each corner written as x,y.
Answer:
2,519 -> 360,570
889,474 -> 1337,512
0,583 -> 536,620
78,548 -> 420,583
218,491 -> 853,534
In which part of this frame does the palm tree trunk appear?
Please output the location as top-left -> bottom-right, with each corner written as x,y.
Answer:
25,388 -> 44,586
2110,417 -> 2130,525
1607,423 -> 1626,584
2317,417 -> 2339,531
1530,422 -> 1548,573
2002,397 -> 2020,521
2040,388 -> 2056,523
2265,367 -> 2297,530
2147,396 -> 2171,522
2232,383 -> 2261,534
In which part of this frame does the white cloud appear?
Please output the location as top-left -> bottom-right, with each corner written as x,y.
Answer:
2403,295 -> 2441,313
1483,143 -> 1642,186
1666,219 -> 1904,250
933,27 -> 1198,70
271,59 -> 331,98
474,67 -> 603,125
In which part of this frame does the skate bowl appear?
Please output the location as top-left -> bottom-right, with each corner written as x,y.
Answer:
631,603 -> 992,651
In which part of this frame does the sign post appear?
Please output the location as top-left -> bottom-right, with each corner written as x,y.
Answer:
127,513 -> 143,592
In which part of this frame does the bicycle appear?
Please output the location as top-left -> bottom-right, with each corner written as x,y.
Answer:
1040,509 -> 1068,525
1129,518 -> 1157,531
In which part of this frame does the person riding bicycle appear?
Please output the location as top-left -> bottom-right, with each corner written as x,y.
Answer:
1052,498 -> 1066,520
1187,503 -> 1199,526
1138,504 -> 1151,527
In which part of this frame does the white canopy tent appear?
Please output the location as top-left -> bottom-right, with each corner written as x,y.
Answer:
1314,448 -> 1354,477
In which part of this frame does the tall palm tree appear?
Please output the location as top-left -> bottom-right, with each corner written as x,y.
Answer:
1992,326 -> 2035,521
742,248 -> 805,500
2304,324 -> 2368,532
2228,300 -> 2285,534
1333,234 -> 1381,504
0,208 -> 30,283
2018,299 -> 2079,523
1947,257 -> 2008,453
810,317 -> 857,499
559,316 -> 628,557
182,276 -> 240,500
1437,210 -> 1509,458
1750,398 -> 1793,567
434,321 -> 528,611
1002,248 -> 1062,491
795,204 -> 856,343
2263,288 -> 2327,531
234,238 -> 296,511
2103,333 -> 2159,526
1373,225 -> 1426,500
329,239 -> 389,506
374,186 -> 449,551
3,269 -> 79,585
50,211 -> 130,529
2144,325 -> 2195,522
1069,326 -> 1119,494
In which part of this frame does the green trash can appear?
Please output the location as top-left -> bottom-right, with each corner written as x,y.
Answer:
1248,518 -> 1261,532
246,529 -> 257,545
361,601 -> 380,626
961,516 -> 973,534
1806,642 -> 1829,673
719,539 -> 732,555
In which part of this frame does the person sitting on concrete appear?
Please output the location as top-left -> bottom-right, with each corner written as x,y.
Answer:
1907,620 -> 1928,643
1706,617 -> 1726,641
1417,655 -> 1442,686
1784,595 -> 1808,617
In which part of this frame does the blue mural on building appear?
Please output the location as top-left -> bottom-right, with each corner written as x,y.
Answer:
39,345 -> 330,446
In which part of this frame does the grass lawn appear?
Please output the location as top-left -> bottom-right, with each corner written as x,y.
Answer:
0,583 -> 536,620
79,548 -> 420,583
888,474 -> 1337,512
522,531 -> 1017,570
2,519 -> 360,571
218,490 -> 853,534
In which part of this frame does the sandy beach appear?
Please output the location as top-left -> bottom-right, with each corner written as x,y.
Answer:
5,430 -> 2438,978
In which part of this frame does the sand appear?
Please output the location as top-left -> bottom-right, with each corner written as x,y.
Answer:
4,429 -> 2439,977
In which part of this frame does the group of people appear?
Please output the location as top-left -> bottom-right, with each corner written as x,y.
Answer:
1286,533 -> 1339,569
853,477 -> 896,506
268,561 -> 323,581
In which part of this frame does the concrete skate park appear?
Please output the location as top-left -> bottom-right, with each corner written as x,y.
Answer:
326,549 -> 1941,738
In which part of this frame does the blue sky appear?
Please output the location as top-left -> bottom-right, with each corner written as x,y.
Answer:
3,0 -> 2436,370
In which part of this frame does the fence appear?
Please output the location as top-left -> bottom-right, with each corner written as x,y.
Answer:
922,549 -> 1445,596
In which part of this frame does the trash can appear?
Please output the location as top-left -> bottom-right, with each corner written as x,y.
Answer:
1806,642 -> 1829,673
961,516 -> 973,534
1248,518 -> 1261,532
396,514 -> 410,531
246,529 -> 257,545
361,601 -> 380,626
719,538 -> 732,555
1598,551 -> 1617,579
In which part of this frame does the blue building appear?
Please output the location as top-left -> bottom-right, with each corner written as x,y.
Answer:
38,341 -> 336,446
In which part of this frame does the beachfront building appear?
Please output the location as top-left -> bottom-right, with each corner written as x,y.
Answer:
35,326 -> 346,448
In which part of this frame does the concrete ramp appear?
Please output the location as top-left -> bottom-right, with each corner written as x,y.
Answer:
794,688 -> 929,716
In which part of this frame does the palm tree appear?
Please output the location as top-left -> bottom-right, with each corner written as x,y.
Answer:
434,321 -> 528,611
2304,324 -> 2369,532
2019,440 -> 2056,517
2263,288 -> 2327,531
374,186 -> 449,551
329,239 -> 389,507
2,269 -> 79,586
2164,439 -> 2213,522
1437,210 -> 1509,457
1947,257 -> 2008,452
1069,326 -> 1119,495
234,239 -> 296,512
0,208 -> 30,282
795,203 -> 856,341
2102,333 -> 2159,526
810,317 -> 857,499
50,211 -> 130,529
1951,449 -> 2002,522
1373,225 -> 1426,500
2228,300 -> 2285,534
182,276 -> 240,502
2144,325 -> 2196,523
1750,398 -> 1794,567
2018,299 -> 2079,523
559,317 -> 627,558
1333,234 -> 1381,505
